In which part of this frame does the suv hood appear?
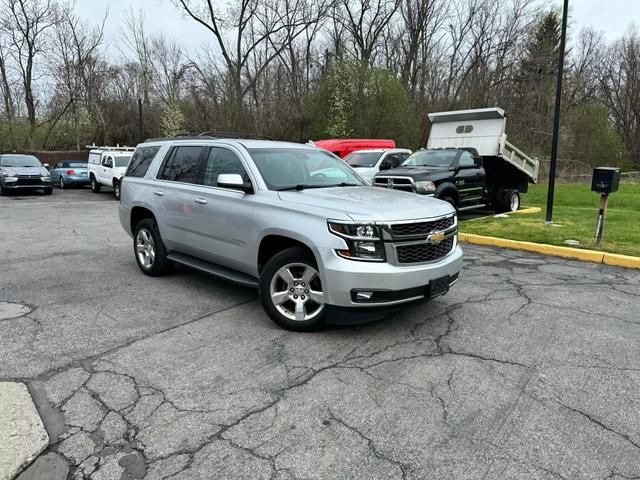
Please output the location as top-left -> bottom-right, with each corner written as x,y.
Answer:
278,186 -> 454,222
0,166 -> 48,176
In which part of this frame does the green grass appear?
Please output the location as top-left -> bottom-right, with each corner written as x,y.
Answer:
460,182 -> 640,257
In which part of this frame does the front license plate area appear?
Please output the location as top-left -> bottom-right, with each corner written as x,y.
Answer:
429,276 -> 450,297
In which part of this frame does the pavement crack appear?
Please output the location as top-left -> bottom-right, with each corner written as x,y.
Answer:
327,409 -> 409,479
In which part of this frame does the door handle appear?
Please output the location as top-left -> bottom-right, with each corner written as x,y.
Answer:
153,190 -> 164,196
193,198 -> 207,205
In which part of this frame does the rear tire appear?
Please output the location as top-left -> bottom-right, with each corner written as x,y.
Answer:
91,176 -> 101,193
259,247 -> 326,332
59,176 -> 66,189
494,189 -> 520,213
133,218 -> 171,277
113,179 -> 120,200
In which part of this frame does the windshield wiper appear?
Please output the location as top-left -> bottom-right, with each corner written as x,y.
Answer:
276,184 -> 327,191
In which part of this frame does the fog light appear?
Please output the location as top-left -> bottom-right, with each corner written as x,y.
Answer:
356,291 -> 374,301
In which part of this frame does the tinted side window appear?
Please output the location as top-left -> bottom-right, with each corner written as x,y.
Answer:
126,146 -> 161,178
386,154 -> 402,169
203,148 -> 248,187
459,152 -> 476,168
159,146 -> 204,183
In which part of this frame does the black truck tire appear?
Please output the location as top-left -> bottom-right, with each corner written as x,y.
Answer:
494,189 -> 520,213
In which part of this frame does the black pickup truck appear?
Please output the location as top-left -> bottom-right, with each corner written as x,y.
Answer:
372,148 -> 529,213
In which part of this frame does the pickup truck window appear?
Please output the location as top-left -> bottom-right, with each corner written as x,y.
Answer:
346,152 -> 382,167
402,150 -> 457,168
203,148 -> 248,187
114,156 -> 131,168
126,146 -> 161,178
248,148 -> 365,190
458,151 -> 476,168
158,146 -> 204,184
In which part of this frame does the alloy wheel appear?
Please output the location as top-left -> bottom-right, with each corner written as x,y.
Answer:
136,228 -> 156,269
269,263 -> 324,321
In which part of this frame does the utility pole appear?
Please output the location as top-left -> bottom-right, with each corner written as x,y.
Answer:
545,0 -> 569,224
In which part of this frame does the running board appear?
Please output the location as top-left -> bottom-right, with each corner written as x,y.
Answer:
458,204 -> 487,211
167,252 -> 259,288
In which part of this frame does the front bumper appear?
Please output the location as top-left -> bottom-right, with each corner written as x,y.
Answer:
1,178 -> 52,189
320,243 -> 463,308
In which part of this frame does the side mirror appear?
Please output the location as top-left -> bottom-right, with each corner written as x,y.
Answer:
217,173 -> 253,193
379,160 -> 391,171
474,158 -> 483,168
44,163 -> 50,169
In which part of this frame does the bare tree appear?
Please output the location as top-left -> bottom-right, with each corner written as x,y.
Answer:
2,0 -> 58,146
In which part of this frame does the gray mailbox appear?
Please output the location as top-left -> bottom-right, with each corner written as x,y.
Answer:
591,167 -> 621,194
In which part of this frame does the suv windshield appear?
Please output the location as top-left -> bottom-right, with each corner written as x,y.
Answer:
402,150 -> 457,168
248,148 -> 366,191
345,151 -> 382,168
115,156 -> 131,167
0,155 -> 42,168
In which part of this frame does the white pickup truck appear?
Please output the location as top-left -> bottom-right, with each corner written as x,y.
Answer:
87,146 -> 135,199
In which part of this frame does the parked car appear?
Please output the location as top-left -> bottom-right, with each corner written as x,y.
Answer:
50,160 -> 90,189
119,135 -> 463,331
345,148 -> 412,183
373,108 -> 539,212
87,146 -> 135,199
0,154 -> 52,195
312,139 -> 396,158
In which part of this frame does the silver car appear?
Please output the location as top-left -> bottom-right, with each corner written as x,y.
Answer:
0,154 -> 52,195
119,137 -> 463,331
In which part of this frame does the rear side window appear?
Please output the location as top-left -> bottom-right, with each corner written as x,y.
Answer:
126,146 -> 161,178
202,148 -> 248,187
158,146 -> 204,183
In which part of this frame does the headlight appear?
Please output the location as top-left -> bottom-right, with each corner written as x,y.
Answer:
1,171 -> 12,177
328,222 -> 385,261
414,181 -> 436,194
42,176 -> 52,181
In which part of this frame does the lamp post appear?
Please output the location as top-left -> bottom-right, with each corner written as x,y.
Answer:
545,0 -> 570,224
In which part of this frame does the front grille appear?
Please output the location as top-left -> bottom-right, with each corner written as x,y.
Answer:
373,177 -> 414,192
396,237 -> 454,264
391,216 -> 455,237
16,178 -> 43,186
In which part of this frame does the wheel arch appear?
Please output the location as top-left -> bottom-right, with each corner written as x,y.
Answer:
435,183 -> 459,205
258,234 -> 317,274
130,206 -> 156,234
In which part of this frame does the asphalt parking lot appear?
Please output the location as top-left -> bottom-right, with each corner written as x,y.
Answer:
2,188 -> 640,480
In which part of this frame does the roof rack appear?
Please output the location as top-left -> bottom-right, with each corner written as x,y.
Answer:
85,144 -> 135,151
144,132 -> 274,143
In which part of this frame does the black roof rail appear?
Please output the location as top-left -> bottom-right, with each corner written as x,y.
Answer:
144,132 -> 275,143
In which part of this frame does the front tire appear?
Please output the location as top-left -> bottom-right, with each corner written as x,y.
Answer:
91,176 -> 101,193
133,218 -> 171,276
259,247 -> 326,331
113,179 -> 120,200
440,196 -> 457,210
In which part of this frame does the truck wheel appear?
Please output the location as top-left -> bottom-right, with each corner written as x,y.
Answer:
133,218 -> 171,277
91,176 -> 101,193
495,189 -> 520,213
259,247 -> 326,332
440,196 -> 457,210
113,179 -> 120,200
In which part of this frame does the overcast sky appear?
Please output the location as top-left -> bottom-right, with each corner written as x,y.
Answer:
76,0 -> 639,55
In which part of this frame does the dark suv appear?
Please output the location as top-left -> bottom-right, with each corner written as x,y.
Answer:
0,154 -> 52,195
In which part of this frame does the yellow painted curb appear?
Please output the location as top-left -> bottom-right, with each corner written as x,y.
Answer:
602,253 -> 640,269
510,207 -> 541,215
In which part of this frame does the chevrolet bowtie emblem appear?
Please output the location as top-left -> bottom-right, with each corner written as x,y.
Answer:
426,231 -> 445,244
387,178 -> 394,188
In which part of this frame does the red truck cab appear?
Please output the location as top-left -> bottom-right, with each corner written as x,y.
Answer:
313,139 -> 396,158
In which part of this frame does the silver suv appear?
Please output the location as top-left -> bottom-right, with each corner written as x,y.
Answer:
118,136 -> 463,331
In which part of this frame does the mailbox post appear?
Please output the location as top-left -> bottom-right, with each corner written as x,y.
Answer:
591,167 -> 621,244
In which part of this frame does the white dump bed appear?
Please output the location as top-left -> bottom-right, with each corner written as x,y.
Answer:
427,108 -> 539,183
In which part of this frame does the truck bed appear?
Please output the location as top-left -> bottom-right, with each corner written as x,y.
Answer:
498,135 -> 539,183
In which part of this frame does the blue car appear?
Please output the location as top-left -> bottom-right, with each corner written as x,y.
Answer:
50,160 -> 90,189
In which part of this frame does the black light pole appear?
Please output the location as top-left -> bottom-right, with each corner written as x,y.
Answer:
545,0 -> 570,223
137,98 -> 144,143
